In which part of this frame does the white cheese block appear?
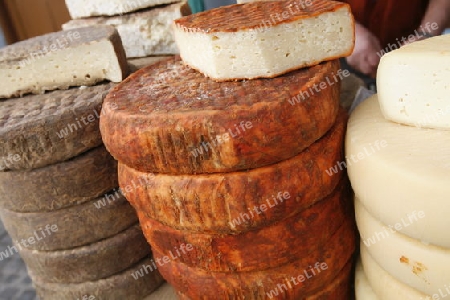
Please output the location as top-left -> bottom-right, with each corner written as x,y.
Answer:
346,95 -> 450,248
355,258 -> 379,300
377,35 -> 450,130
65,0 -> 180,19
360,248 -> 431,300
356,199 -> 450,296
0,26 -> 128,98
173,0 -> 354,80
63,3 -> 191,58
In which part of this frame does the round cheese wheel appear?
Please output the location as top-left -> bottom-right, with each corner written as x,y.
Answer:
138,181 -> 353,272
346,95 -> 450,248
146,261 -> 352,300
0,192 -> 137,251
152,222 -> 355,299
355,258 -> 379,300
100,56 -> 341,174
119,110 -> 347,234
32,255 -> 165,300
355,198 -> 450,296
19,224 -> 150,283
0,82 -> 115,171
359,246 -> 430,300
0,146 -> 118,213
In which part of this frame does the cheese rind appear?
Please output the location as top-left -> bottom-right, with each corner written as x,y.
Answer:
356,199 -> 450,296
173,0 -> 354,80
0,192 -> 137,251
118,111 -> 346,233
65,0 -> 180,18
346,95 -> 450,248
63,4 -> 191,57
377,35 -> 450,130
18,225 -> 149,283
355,258 -> 379,300
359,247 -> 431,300
101,56 -> 341,174
138,181 -> 352,272
0,26 -> 127,98
0,146 -> 117,213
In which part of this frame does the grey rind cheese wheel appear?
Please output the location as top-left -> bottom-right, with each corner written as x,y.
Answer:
0,146 -> 118,212
32,255 -> 165,300
100,56 -> 340,174
19,224 -> 150,283
0,192 -> 137,251
0,82 -> 115,171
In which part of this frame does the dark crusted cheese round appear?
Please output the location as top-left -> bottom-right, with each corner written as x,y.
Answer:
101,56 -> 341,174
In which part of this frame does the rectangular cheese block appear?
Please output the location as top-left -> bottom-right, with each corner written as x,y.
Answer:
377,35 -> 450,129
0,26 -> 128,98
65,0 -> 180,18
174,0 -> 354,80
63,3 -> 191,58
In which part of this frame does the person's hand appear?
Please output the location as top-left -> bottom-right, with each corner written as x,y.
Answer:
346,22 -> 382,78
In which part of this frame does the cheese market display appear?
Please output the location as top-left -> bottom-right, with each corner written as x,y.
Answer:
348,35 -> 450,299
100,0 -> 357,298
0,24 -> 165,299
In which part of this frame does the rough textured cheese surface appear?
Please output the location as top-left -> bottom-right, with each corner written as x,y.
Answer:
128,56 -> 172,72
0,82 -> 114,171
377,35 -> 450,130
356,199 -> 450,296
0,146 -> 117,213
119,111 -> 347,233
355,258 -> 379,300
65,0 -> 180,18
18,225 -> 149,284
0,26 -> 127,98
0,193 -> 137,251
101,56 -> 341,174
359,248 -> 431,300
153,226 -> 354,299
346,95 -> 450,248
173,0 -> 354,80
63,3 -> 191,58
138,182 -> 352,272
32,255 -> 164,300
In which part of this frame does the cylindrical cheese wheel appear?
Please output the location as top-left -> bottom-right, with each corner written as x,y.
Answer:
0,146 -> 118,213
148,261 -> 352,300
138,180 -> 353,272
119,110 -> 347,234
356,199 -> 450,296
0,192 -> 137,251
18,224 -> 150,283
32,255 -> 165,300
0,82 -> 115,171
153,220 -> 355,299
100,56 -> 341,174
355,258 -> 379,300
346,95 -> 450,248
359,247 -> 429,300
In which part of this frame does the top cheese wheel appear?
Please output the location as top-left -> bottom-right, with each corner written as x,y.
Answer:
346,95 -> 450,248
173,0 -> 354,80
100,56 -> 341,174
377,35 -> 450,130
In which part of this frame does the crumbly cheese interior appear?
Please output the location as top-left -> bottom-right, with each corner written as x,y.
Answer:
0,41 -> 122,98
377,35 -> 450,130
174,6 -> 353,80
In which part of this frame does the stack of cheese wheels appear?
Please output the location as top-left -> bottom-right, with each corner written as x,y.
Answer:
0,27 -> 164,299
100,0 -> 358,299
63,0 -> 192,58
348,35 -> 450,300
